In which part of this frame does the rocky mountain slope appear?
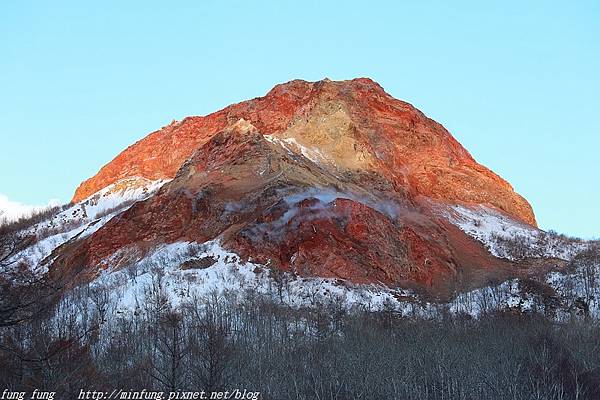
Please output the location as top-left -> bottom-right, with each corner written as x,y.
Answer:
73,78 -> 535,224
2,78 -> 594,311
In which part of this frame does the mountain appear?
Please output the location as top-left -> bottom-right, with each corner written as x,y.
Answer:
73,78 -> 535,225
3,78 -> 592,309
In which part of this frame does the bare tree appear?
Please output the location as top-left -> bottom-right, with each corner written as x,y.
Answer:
187,294 -> 235,392
147,310 -> 187,391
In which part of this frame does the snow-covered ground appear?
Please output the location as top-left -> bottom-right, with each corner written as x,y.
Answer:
5,184 -> 598,323
444,204 -> 587,261
264,134 -> 330,164
448,262 -> 600,321
87,240 -> 416,316
30,177 -> 167,237
547,265 -> 600,320
3,177 -> 167,277
73,238 -> 599,323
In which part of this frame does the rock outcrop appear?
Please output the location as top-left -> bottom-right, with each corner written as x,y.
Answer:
55,78 -> 537,293
73,78 -> 535,226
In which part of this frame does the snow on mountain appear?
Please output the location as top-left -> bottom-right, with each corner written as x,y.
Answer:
444,204 -> 586,261
31,177 -> 167,236
3,177 -> 168,277
448,259 -> 600,321
264,134 -> 330,164
87,239 -> 413,316
54,237 -> 599,325
53,78 -> 542,293
3,78 -> 597,324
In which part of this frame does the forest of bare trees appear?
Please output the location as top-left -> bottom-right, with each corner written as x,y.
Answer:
1,226 -> 600,399
0,277 -> 599,400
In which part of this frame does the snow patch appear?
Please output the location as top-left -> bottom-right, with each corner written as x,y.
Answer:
54,239 -> 600,323
449,260 -> 600,321
264,135 -> 329,164
4,178 -> 168,276
444,205 -> 586,261
90,240 -> 418,315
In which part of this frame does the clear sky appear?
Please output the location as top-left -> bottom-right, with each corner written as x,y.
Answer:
0,1 -> 598,238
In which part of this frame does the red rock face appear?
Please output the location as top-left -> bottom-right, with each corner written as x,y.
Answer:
72,78 -> 535,226
56,78 -> 537,294
53,123 -> 511,293
72,80 -> 313,202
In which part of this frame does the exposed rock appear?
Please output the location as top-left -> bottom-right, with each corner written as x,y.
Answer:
52,124 -> 513,294
73,78 -> 535,226
52,78 -> 541,294
180,256 -> 218,270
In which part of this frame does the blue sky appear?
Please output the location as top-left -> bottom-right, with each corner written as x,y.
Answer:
0,1 -> 598,238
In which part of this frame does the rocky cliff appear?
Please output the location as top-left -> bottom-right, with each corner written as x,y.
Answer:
47,79 -> 542,293
73,78 -> 535,226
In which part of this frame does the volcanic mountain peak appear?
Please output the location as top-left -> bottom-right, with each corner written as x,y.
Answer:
72,78 -> 535,227
11,78 -> 593,302
53,77 -> 541,293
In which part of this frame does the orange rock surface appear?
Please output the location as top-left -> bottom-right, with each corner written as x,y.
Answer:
53,124 -> 514,293
73,78 -> 535,226
53,78 -> 539,294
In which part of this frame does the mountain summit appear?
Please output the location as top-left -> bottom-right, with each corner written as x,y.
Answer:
73,78 -> 535,226
31,78 -> 549,294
